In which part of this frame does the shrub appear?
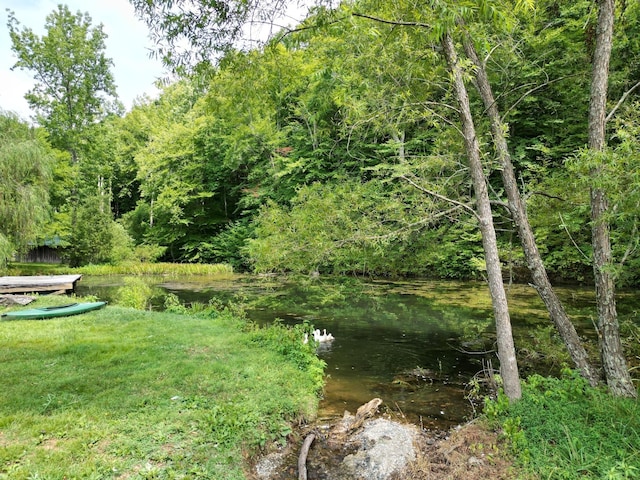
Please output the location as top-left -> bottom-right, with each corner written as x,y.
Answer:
487,370 -> 640,479
114,276 -> 155,309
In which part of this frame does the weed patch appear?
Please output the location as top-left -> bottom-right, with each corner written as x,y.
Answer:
487,369 -> 640,479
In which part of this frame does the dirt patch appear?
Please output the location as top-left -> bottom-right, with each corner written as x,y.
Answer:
396,420 -> 518,480
0,431 -> 9,448
252,409 -> 518,479
39,438 -> 61,451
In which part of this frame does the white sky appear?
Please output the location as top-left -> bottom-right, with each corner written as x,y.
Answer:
0,0 -> 166,121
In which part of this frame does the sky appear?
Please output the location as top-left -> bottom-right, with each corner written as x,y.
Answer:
0,0 -> 166,121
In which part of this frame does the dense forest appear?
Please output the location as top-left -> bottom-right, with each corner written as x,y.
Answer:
2,0 -> 639,285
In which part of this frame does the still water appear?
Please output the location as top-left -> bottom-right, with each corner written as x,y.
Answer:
76,274 -> 617,429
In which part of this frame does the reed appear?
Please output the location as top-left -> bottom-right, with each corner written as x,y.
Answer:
71,261 -> 234,276
7,261 -> 234,276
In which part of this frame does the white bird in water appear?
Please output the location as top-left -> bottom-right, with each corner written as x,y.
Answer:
313,328 -> 335,343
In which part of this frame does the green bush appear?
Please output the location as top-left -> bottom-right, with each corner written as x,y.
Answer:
132,243 -> 166,263
114,276 -> 155,309
63,196 -> 114,267
108,221 -> 136,263
487,370 -> 640,479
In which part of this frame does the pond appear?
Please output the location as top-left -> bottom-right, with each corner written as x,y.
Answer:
76,274 -> 630,429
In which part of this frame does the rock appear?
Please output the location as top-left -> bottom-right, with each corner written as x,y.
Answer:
255,449 -> 288,480
338,418 -> 419,480
0,294 -> 35,306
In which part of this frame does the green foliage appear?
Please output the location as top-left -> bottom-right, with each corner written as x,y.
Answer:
0,111 -> 53,268
63,196 -> 114,267
488,370 -> 640,478
61,261 -> 233,276
130,0 -> 290,72
114,276 -> 156,309
108,222 -> 136,264
559,102 -> 640,286
7,5 -> 118,150
7,4 -> 124,271
185,219 -> 255,269
526,172 -> 594,282
247,178 -> 484,277
132,243 -> 167,263
11,0 -> 637,283
243,320 -> 327,394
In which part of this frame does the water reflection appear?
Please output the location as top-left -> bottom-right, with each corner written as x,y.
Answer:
76,275 -> 607,428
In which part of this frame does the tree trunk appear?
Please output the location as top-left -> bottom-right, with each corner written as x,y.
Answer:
588,0 -> 636,397
70,147 -> 79,229
462,36 -> 600,387
442,32 -> 521,400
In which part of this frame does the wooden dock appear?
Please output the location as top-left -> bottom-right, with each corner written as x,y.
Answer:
0,275 -> 82,294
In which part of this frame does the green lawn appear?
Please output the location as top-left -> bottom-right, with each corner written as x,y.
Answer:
0,299 -> 324,479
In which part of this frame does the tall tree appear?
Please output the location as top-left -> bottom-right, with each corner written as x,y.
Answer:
460,30 -> 599,386
0,111 -> 53,269
587,0 -> 636,397
441,32 -> 521,400
8,4 -> 120,262
7,5 -> 118,164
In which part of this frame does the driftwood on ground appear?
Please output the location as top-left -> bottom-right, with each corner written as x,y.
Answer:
327,397 -> 383,449
297,433 -> 316,480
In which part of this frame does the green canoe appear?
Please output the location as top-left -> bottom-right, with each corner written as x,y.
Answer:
1,301 -> 107,320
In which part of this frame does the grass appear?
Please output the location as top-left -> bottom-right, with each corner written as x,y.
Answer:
487,370 -> 640,479
5,261 -> 234,277
0,297 -> 324,479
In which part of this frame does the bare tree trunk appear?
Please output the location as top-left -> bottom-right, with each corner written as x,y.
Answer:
462,36 -> 600,387
442,32 -> 521,400
588,0 -> 636,397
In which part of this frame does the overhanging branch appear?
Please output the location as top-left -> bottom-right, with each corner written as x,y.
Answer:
399,174 -> 477,217
606,80 -> 640,123
333,205 -> 464,246
352,12 -> 431,29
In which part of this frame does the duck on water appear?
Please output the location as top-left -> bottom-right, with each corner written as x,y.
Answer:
303,329 -> 335,344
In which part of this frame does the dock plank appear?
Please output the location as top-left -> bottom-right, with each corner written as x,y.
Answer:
0,275 -> 82,294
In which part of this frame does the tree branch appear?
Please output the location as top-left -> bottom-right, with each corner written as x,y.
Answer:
399,174 -> 477,217
352,12 -> 431,29
559,213 -> 591,262
333,205 -> 465,246
501,74 -> 580,122
298,433 -> 315,480
606,80 -> 640,123
527,191 -> 566,202
616,206 -> 639,274
274,17 -> 345,43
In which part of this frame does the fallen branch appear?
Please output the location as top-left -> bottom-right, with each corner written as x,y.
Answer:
298,433 -> 316,480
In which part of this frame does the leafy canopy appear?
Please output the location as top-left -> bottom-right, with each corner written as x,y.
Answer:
7,4 -> 119,154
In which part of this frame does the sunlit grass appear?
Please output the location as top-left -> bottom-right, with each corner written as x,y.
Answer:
0,298 -> 324,479
487,370 -> 640,479
6,261 -> 234,276
71,261 -> 234,276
